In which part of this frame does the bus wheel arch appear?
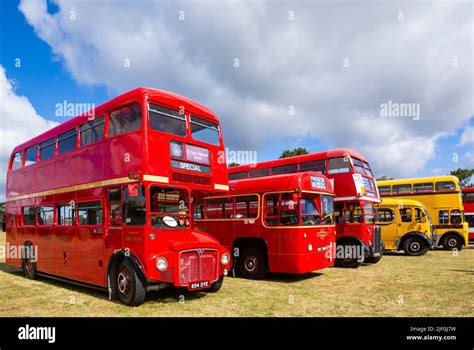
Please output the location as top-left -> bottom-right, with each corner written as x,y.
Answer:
107,250 -> 147,304
440,231 -> 464,251
233,238 -> 269,279
399,232 -> 430,256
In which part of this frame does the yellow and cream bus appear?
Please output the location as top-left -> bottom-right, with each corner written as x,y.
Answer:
377,176 -> 468,251
375,199 -> 434,255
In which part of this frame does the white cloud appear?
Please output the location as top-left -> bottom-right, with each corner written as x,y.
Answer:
18,0 -> 473,178
459,125 -> 474,146
0,65 -> 58,201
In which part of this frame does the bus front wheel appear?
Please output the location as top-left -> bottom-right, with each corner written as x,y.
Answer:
403,237 -> 429,256
116,259 -> 146,306
442,234 -> 463,251
206,276 -> 224,293
239,248 -> 267,279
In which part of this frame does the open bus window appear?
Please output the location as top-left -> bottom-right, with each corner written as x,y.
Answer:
57,204 -> 75,225
328,157 -> 352,174
124,185 -> 145,226
399,208 -> 413,223
300,196 -> 321,225
78,201 -> 102,225
321,195 -> 334,225
37,206 -> 54,225
352,158 -> 365,174
190,116 -> 220,145
150,187 -> 190,228
344,202 -> 363,223
450,210 -> 462,225
149,103 -> 186,137
109,103 -> 142,137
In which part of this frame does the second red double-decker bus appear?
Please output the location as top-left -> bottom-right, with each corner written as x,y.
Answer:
462,187 -> 474,242
194,172 -> 336,279
5,87 -> 231,306
228,149 -> 383,268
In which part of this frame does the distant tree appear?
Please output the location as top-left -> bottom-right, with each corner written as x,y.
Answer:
450,168 -> 474,187
279,147 -> 309,159
376,175 -> 394,181
228,162 -> 240,168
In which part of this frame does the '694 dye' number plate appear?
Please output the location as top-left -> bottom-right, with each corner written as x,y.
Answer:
189,281 -> 210,290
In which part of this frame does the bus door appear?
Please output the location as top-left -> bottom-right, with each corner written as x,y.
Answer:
55,202 -> 77,279
397,206 -> 415,236
106,187 -> 123,250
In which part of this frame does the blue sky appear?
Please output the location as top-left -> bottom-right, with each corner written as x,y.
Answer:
0,0 -> 472,200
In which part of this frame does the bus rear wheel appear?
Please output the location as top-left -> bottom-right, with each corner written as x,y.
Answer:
403,237 -> 429,256
22,244 -> 37,280
442,234 -> 463,251
239,248 -> 267,279
116,259 -> 146,306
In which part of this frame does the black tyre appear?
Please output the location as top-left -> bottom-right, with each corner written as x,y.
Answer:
403,236 -> 429,256
239,248 -> 267,279
442,234 -> 463,251
206,276 -> 224,293
334,243 -> 363,268
116,259 -> 146,306
365,252 -> 383,264
22,244 -> 37,280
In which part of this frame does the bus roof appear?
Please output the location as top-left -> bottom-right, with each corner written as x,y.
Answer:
228,148 -> 370,173
377,175 -> 460,187
378,198 -> 426,207
12,87 -> 218,154
229,171 -> 334,194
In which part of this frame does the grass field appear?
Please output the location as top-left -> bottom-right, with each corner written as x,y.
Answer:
0,232 -> 473,317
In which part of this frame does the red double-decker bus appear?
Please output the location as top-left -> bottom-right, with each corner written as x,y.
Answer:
462,187 -> 474,242
228,149 -> 383,268
5,87 -> 231,306
194,172 -> 336,279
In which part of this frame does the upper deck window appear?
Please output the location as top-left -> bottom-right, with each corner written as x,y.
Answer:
272,164 -> 297,176
392,184 -> 412,194
58,129 -> 78,154
328,157 -> 352,174
39,138 -> 56,161
11,152 -> 22,171
413,183 -> 434,193
25,146 -> 38,166
299,160 -> 326,174
109,103 -> 142,137
378,186 -> 391,195
229,171 -> 247,180
352,158 -> 365,173
190,116 -> 220,145
435,181 -> 456,192
148,103 -> 186,137
462,192 -> 474,202
249,168 -> 270,178
80,116 -> 105,146
363,161 -> 373,176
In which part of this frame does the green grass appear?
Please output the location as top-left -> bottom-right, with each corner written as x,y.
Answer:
0,232 -> 473,316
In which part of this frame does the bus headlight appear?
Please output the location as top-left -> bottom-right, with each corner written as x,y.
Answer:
221,253 -> 230,265
156,257 -> 168,271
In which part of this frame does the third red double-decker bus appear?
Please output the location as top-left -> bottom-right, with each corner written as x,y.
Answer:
462,187 -> 474,242
228,149 -> 383,268
194,172 -> 336,279
5,87 -> 231,306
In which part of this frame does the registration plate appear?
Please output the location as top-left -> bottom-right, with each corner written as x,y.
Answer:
189,281 -> 210,290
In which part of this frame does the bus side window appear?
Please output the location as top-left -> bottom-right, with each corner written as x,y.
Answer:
399,208 -> 412,223
280,193 -> 299,226
450,210 -> 462,225
108,188 -> 122,225
264,195 -> 279,226
438,210 -> 449,225
334,203 -> 344,224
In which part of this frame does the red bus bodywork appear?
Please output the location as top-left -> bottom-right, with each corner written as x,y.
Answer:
462,187 -> 474,241
195,172 -> 336,278
228,149 -> 383,267
5,87 -> 231,305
